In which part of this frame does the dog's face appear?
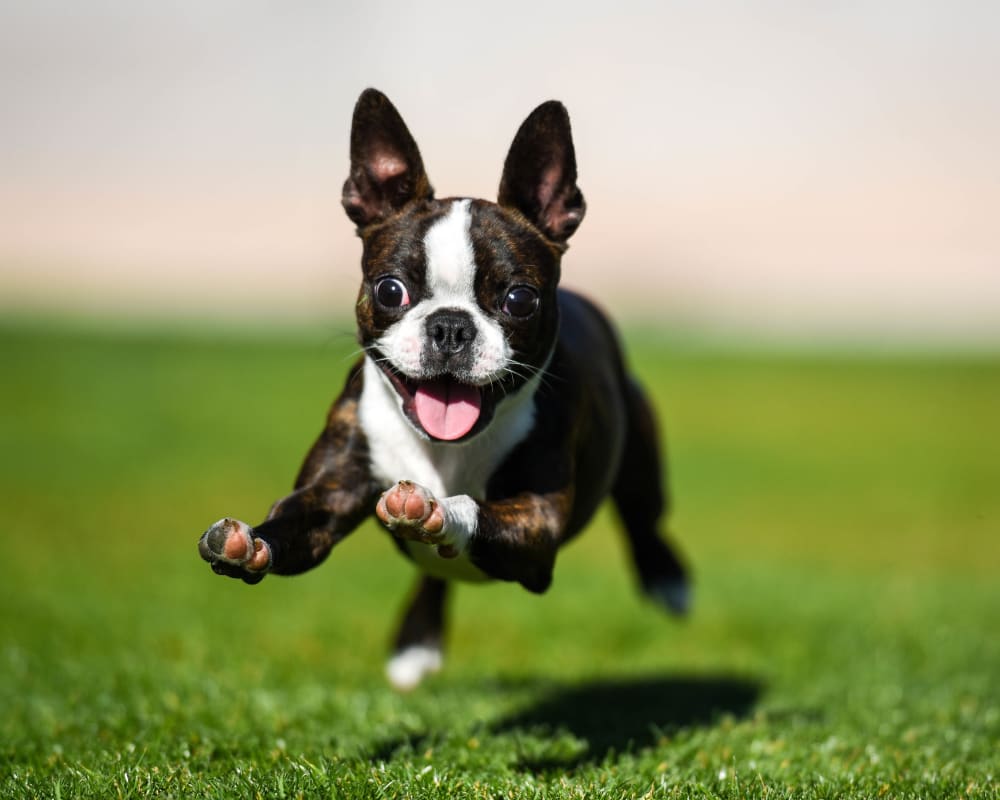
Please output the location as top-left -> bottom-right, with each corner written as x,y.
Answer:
342,90 -> 586,443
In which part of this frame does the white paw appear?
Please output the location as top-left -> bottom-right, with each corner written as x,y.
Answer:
385,644 -> 443,691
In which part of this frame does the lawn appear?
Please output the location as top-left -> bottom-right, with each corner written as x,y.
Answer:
1,318 -> 997,799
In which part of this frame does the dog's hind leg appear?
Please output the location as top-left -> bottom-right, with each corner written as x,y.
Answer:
611,378 -> 691,615
386,576 -> 448,690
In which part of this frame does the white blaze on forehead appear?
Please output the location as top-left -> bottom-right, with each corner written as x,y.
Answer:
424,199 -> 475,301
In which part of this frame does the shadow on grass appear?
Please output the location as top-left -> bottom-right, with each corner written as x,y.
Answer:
495,674 -> 763,772
368,673 -> 763,772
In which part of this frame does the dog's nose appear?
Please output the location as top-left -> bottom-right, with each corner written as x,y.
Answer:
425,308 -> 477,355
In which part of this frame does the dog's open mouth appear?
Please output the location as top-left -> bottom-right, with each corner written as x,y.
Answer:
412,377 -> 482,440
378,362 -> 487,442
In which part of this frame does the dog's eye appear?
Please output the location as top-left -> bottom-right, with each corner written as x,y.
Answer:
374,277 -> 410,309
502,286 -> 539,318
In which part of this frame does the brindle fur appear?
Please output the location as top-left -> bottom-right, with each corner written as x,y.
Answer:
199,89 -> 688,675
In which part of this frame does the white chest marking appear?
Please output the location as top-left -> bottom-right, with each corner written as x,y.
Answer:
358,357 -> 541,582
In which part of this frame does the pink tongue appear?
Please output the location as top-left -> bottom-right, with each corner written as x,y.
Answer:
413,379 -> 482,441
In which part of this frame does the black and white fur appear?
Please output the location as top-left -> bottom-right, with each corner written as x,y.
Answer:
198,89 -> 689,690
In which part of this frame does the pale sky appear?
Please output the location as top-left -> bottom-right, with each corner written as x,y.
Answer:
2,1 -> 999,343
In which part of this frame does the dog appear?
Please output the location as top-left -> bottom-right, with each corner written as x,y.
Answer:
198,88 -> 689,690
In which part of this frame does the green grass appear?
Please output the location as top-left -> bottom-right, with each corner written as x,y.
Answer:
1,318 -> 997,799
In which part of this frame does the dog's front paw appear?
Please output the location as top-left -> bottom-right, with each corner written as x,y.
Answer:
376,481 -> 458,557
198,517 -> 272,584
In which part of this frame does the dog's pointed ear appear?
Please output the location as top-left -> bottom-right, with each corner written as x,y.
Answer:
498,101 -> 586,244
342,89 -> 433,229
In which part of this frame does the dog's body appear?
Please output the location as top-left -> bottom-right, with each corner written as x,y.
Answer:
198,90 -> 689,689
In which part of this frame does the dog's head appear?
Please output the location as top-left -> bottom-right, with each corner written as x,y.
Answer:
343,89 -> 585,443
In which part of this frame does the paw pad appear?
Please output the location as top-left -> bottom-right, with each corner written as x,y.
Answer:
198,517 -> 271,577
376,481 -> 446,542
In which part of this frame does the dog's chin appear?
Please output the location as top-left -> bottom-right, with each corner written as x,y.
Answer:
375,361 -> 502,443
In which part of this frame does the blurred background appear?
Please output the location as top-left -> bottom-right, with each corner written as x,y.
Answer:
3,0 -> 998,344
3,4 -> 999,794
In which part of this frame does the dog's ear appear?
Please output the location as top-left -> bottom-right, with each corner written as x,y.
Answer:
498,101 -> 586,244
342,89 -> 433,229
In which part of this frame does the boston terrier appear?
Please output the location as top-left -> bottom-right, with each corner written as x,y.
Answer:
198,89 -> 689,690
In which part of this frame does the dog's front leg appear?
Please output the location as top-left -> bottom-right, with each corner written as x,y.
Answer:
198,370 -> 380,583
376,481 -> 570,593
198,449 -> 378,584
